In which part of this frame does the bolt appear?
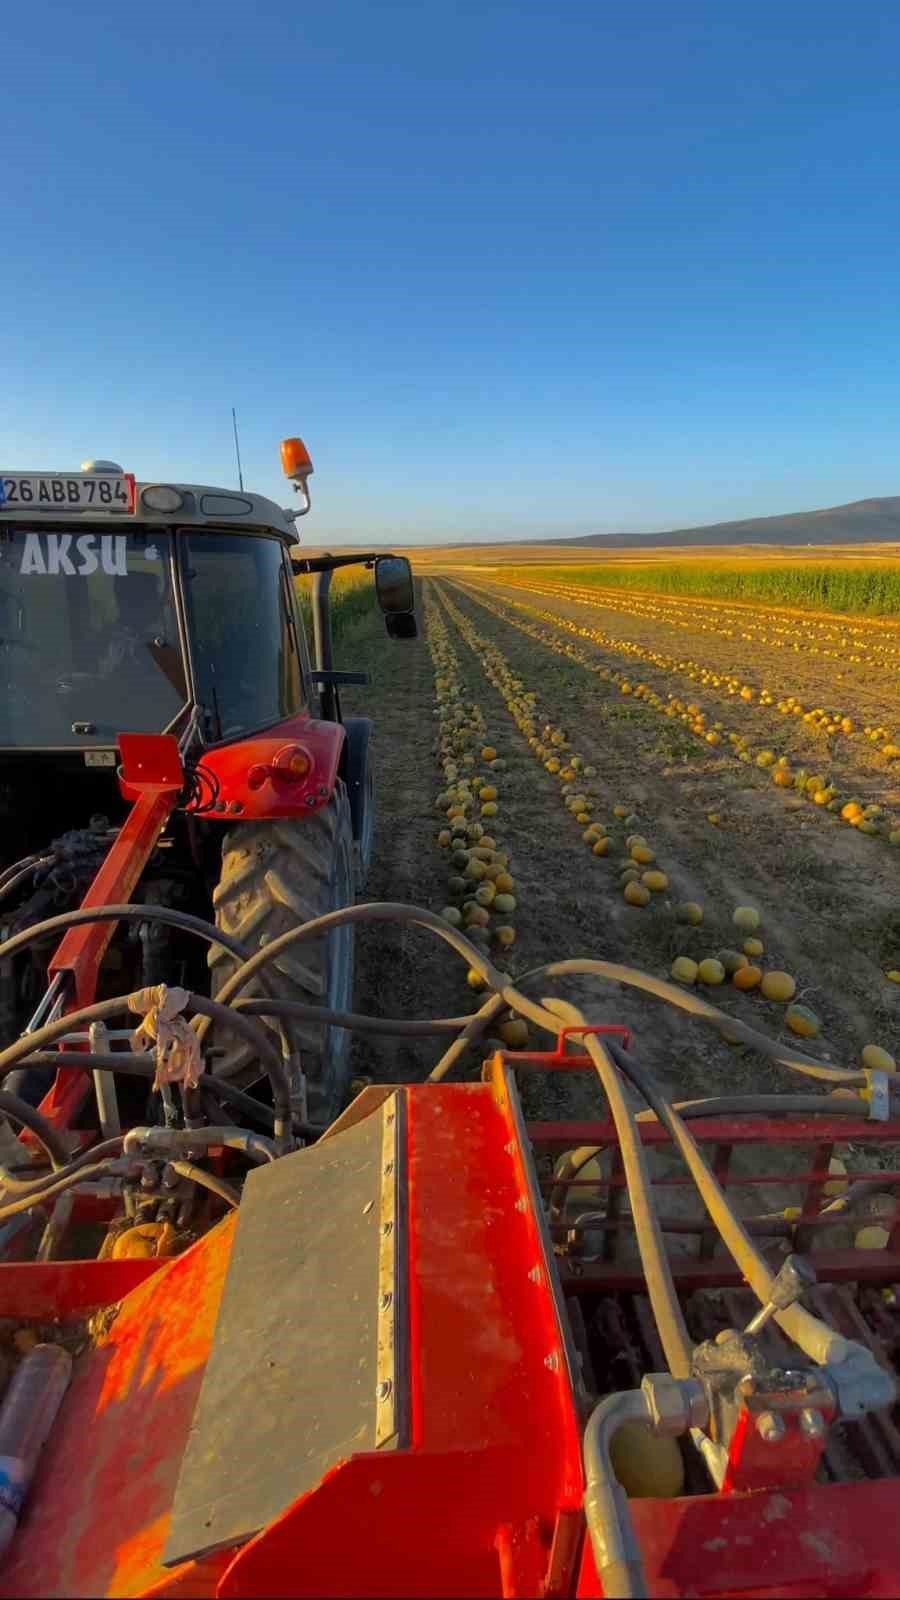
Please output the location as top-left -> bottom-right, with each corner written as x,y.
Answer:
381,1220 -> 393,1236
383,1160 -> 394,1176
544,1352 -> 560,1372
799,1407 -> 826,1441
756,1411 -> 786,1443
376,1379 -> 392,1401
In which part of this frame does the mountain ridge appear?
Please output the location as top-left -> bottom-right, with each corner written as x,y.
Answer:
535,495 -> 900,549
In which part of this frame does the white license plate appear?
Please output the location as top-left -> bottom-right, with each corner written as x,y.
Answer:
0,474 -> 134,513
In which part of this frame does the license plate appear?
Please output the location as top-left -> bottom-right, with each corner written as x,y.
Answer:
0,474 -> 135,513
84,751 -> 117,768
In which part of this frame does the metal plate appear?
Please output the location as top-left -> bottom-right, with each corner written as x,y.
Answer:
163,1094 -> 405,1567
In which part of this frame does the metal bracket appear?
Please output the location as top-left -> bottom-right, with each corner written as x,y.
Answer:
863,1069 -> 890,1121
309,670 -> 370,687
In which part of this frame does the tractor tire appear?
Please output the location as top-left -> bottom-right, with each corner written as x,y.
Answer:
208,783 -> 355,1126
343,717 -> 375,891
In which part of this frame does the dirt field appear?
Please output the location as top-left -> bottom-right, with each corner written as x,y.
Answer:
337,567 -> 899,1133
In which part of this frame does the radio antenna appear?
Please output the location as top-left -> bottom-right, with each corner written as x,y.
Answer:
231,407 -> 244,492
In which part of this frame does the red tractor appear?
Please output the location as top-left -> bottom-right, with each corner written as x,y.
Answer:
0,440 -> 415,1130
0,451 -> 898,1599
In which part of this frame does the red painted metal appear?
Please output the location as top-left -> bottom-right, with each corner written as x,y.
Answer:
528,1115 -> 900,1150
218,1083 -> 584,1598
0,1218 -> 237,1599
540,1025 -> 632,1063
720,1400 -> 830,1494
28,735 -> 186,1141
577,1479 -> 900,1597
559,1246 -> 900,1293
199,714 -> 345,820
0,1258 -> 164,1318
3,1060 -> 900,1598
51,733 -> 184,1005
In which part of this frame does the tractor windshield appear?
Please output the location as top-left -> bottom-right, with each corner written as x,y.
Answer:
0,527 -> 187,747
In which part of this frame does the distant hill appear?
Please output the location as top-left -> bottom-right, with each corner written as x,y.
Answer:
547,496 -> 900,549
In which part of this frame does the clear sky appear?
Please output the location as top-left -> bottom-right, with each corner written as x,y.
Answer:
5,0 -> 900,543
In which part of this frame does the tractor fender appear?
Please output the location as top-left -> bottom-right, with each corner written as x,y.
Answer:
199,714 -> 346,821
341,716 -> 373,841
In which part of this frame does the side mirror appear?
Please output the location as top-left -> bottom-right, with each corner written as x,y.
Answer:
385,611 -> 418,640
374,555 -> 414,615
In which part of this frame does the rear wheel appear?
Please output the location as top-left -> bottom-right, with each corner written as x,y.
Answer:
208,784 -> 355,1125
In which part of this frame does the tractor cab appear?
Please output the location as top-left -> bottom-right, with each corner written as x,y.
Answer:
0,459 -> 313,755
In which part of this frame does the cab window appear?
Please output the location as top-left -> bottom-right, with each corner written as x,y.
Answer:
182,532 -> 303,741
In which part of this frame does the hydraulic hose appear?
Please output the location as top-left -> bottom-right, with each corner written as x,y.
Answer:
0,903 -> 252,973
0,1138 -> 124,1196
0,1157 -> 129,1221
635,1093 -> 872,1121
234,997 -> 477,1037
0,857 -> 54,906
124,1126 -> 277,1163
517,959 -> 866,1086
193,902 -> 534,1043
0,990 -> 292,1145
583,1389 -> 652,1600
608,1042 -> 852,1364
168,1161 -> 240,1210
24,1052 -> 157,1076
0,1090 -> 71,1170
550,1000 -> 693,1379
428,994 -> 508,1081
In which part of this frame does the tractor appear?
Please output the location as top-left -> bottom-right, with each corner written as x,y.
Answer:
0,452 -> 898,1598
0,440 -> 416,1129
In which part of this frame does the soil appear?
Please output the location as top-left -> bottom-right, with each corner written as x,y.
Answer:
339,574 -> 899,1149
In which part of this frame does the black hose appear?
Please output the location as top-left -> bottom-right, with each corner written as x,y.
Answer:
0,990 -> 291,1142
0,1089 -> 72,1169
0,902 -> 252,972
0,1131 -> 126,1201
636,1093 -> 872,1121
24,1052 -> 156,1076
428,994 -> 507,1081
0,858 -> 53,906
0,1159 -> 125,1221
168,1161 -> 240,1209
0,853 -> 46,895
234,997 -> 477,1037
514,958 -> 866,1085
605,1037 -> 845,1363
564,1008 -> 693,1379
193,902 -> 546,1045
184,996 -> 290,1125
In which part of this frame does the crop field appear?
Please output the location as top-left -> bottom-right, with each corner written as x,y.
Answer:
336,546 -> 899,1142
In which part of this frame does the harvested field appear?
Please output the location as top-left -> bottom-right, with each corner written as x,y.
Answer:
336,557 -> 899,1136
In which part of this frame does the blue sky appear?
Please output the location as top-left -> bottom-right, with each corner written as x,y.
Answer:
5,0 -> 900,543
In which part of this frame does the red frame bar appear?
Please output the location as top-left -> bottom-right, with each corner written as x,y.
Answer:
31,735 -> 185,1140
560,1247 -> 900,1292
50,734 -> 184,1006
527,1116 -> 900,1149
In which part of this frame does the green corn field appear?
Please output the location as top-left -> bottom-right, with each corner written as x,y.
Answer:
538,559 -> 900,616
